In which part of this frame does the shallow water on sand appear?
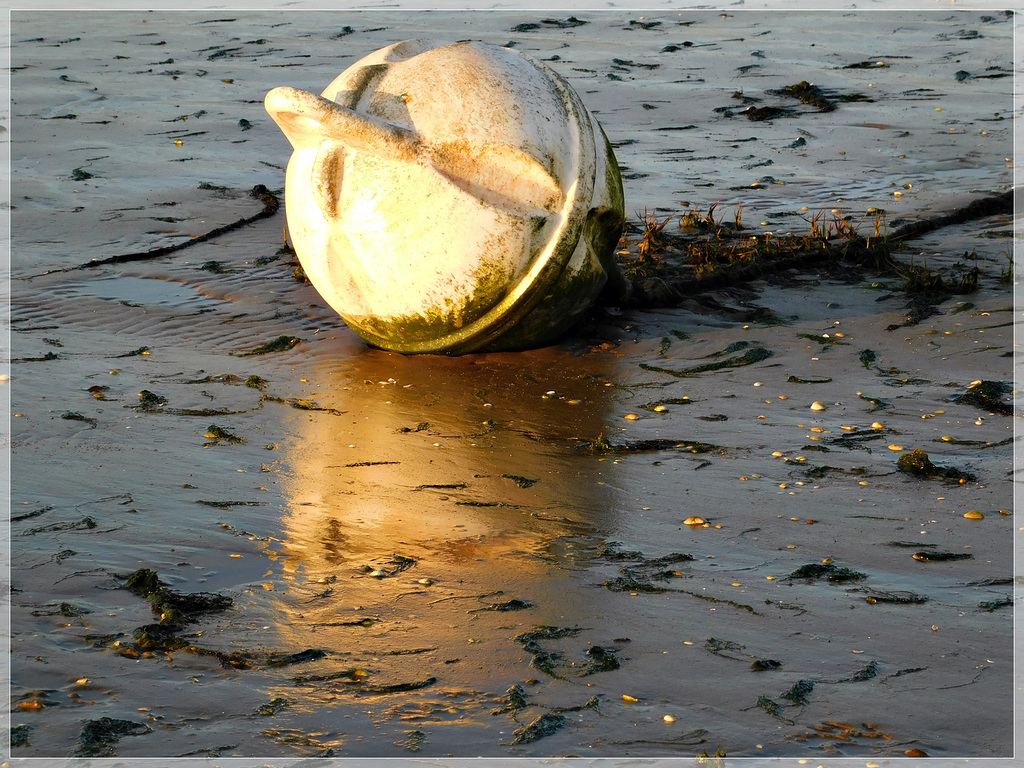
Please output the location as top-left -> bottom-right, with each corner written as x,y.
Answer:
7,9 -> 1017,765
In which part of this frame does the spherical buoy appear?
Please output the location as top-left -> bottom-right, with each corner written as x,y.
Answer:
265,39 -> 626,354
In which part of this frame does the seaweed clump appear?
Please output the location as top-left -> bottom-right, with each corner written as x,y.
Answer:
125,568 -> 232,631
780,679 -> 814,706
513,626 -> 581,678
580,644 -> 621,675
787,563 -> 866,583
73,717 -> 151,757
954,380 -> 1013,416
135,390 -> 167,411
897,448 -> 976,482
117,568 -> 262,667
510,712 -> 567,744
770,80 -> 836,112
492,683 -> 528,715
117,573 -> 327,671
603,552 -> 695,593
241,335 -> 302,356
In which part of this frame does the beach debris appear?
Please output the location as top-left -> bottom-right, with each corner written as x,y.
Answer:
31,602 -> 91,618
611,188 -> 1012,311
752,694 -> 794,723
196,500 -> 262,508
267,649 -> 327,666
117,348 -> 150,360
586,434 -> 725,455
581,645 -> 621,675
135,390 -> 167,411
786,563 -> 866,583
750,658 -> 782,671
61,411 -> 97,428
954,379 -> 1013,415
912,551 -> 974,562
683,516 -> 706,526
513,626 -> 581,678
809,401 -> 827,411
200,259 -> 229,274
788,375 -> 832,384
704,637 -> 746,660
501,473 -> 539,488
770,81 -> 837,112
512,16 -> 588,32
472,598 -> 534,613
510,712 -> 568,744
834,659 -> 880,683
780,679 -> 814,706
797,332 -> 846,346
861,590 -> 928,605
641,344 -> 774,378
21,516 -> 97,536
678,588 -> 762,616
394,729 -> 428,752
240,335 -> 302,356
791,720 -> 892,744
88,384 -> 110,399
358,554 -> 418,579
857,392 -> 889,412
491,684 -> 528,715
978,596 -> 1013,612
73,717 -> 151,757
511,627 -> 622,679
11,724 -> 33,747
203,424 -> 244,445
254,697 -> 290,716
53,185 -> 280,274
964,510 -> 985,520
124,568 -> 232,629
896,448 -> 976,482
603,551 -> 695,594
351,677 -> 439,695
265,39 -> 625,354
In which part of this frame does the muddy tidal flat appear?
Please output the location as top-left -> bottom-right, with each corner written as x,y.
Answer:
6,8 -> 1018,767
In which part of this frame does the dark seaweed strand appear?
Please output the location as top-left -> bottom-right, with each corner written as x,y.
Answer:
884,190 -> 1013,244
35,185 -> 280,276
613,190 -> 1013,307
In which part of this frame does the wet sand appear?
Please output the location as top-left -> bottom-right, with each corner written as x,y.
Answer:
6,9 -> 1017,767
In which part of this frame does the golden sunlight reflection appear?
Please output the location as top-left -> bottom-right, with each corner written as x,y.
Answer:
262,347 -> 625,729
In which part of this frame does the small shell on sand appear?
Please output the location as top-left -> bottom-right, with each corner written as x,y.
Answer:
963,510 -> 984,520
810,401 -> 827,411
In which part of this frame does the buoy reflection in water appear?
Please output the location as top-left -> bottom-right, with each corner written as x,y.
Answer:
262,348 -> 623,734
